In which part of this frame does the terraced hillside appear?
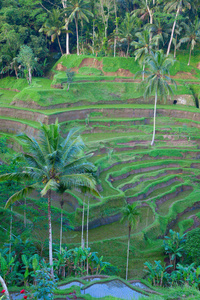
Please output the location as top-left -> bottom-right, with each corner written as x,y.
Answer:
1,53 -> 200,279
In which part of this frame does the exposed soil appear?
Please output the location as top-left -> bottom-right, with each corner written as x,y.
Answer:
0,87 -> 20,92
171,71 -> 197,79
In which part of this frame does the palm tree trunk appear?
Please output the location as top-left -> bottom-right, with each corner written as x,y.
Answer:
126,225 -> 131,280
81,196 -> 85,249
75,16 -> 79,55
126,40 -> 130,57
174,34 -> 177,58
24,197 -> 26,228
188,43 -> 192,65
151,90 -> 157,146
60,199 -> 64,254
66,27 -> 70,55
9,206 -> 13,255
57,34 -> 63,55
166,3 -> 181,56
28,67 -> 32,85
86,197 -> 89,275
92,20 -> 95,55
0,275 -> 10,300
142,64 -> 145,81
48,190 -> 54,277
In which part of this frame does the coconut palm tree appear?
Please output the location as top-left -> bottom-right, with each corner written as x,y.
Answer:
177,18 -> 200,65
136,50 -> 176,146
132,30 -> 157,80
164,0 -> 192,56
0,122 -> 98,277
120,203 -> 140,281
118,13 -> 140,57
39,8 -> 65,55
67,0 -> 93,55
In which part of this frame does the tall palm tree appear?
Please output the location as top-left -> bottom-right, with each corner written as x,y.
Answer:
118,13 -> 140,57
120,203 -> 140,281
136,50 -> 176,145
132,30 -> 157,80
67,0 -> 93,55
39,8 -> 65,55
0,122 -> 98,277
164,0 -> 192,56
177,18 -> 200,65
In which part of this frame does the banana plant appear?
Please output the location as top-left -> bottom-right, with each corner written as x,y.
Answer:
0,253 -> 15,281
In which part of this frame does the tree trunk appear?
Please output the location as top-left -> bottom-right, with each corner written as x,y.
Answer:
14,65 -> 18,79
92,20 -> 95,55
57,34 -> 63,55
188,43 -> 192,66
0,275 -> 10,300
151,90 -> 157,146
126,225 -> 131,280
75,16 -> 79,55
48,190 -> 54,277
86,197 -> 90,275
113,0 -> 118,57
28,67 -> 32,85
142,64 -> 145,81
126,40 -> 130,57
24,197 -> 26,228
9,206 -> 13,255
166,3 -> 181,56
81,196 -> 85,249
66,27 -> 70,55
60,199 -> 64,254
174,34 -> 177,58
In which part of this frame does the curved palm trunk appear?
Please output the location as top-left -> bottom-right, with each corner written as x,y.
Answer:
126,225 -> 131,280
142,64 -> 145,81
75,16 -> 79,55
126,40 -> 130,57
151,90 -> 157,146
188,43 -> 193,66
60,199 -> 64,254
0,275 -> 10,300
48,190 -> 54,277
166,3 -> 181,56
57,34 -> 63,55
81,196 -> 85,249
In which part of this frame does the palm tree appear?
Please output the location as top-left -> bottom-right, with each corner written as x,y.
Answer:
0,122 -> 98,277
136,50 -> 176,146
67,0 -> 93,55
39,8 -> 65,55
164,0 -> 192,56
118,13 -> 139,57
0,275 -> 10,300
177,18 -> 200,65
132,30 -> 157,80
120,203 -> 140,281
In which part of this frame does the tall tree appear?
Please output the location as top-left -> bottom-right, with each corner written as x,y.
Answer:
177,18 -> 200,65
132,30 -> 157,80
118,13 -> 139,57
120,203 -> 140,280
67,0 -> 93,55
0,122 -> 98,277
136,50 -> 176,145
164,0 -> 191,56
95,0 -> 114,40
61,0 -> 70,54
17,45 -> 36,84
39,8 -> 65,55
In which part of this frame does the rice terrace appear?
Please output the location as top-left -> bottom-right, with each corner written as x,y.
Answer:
2,1 -> 200,300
